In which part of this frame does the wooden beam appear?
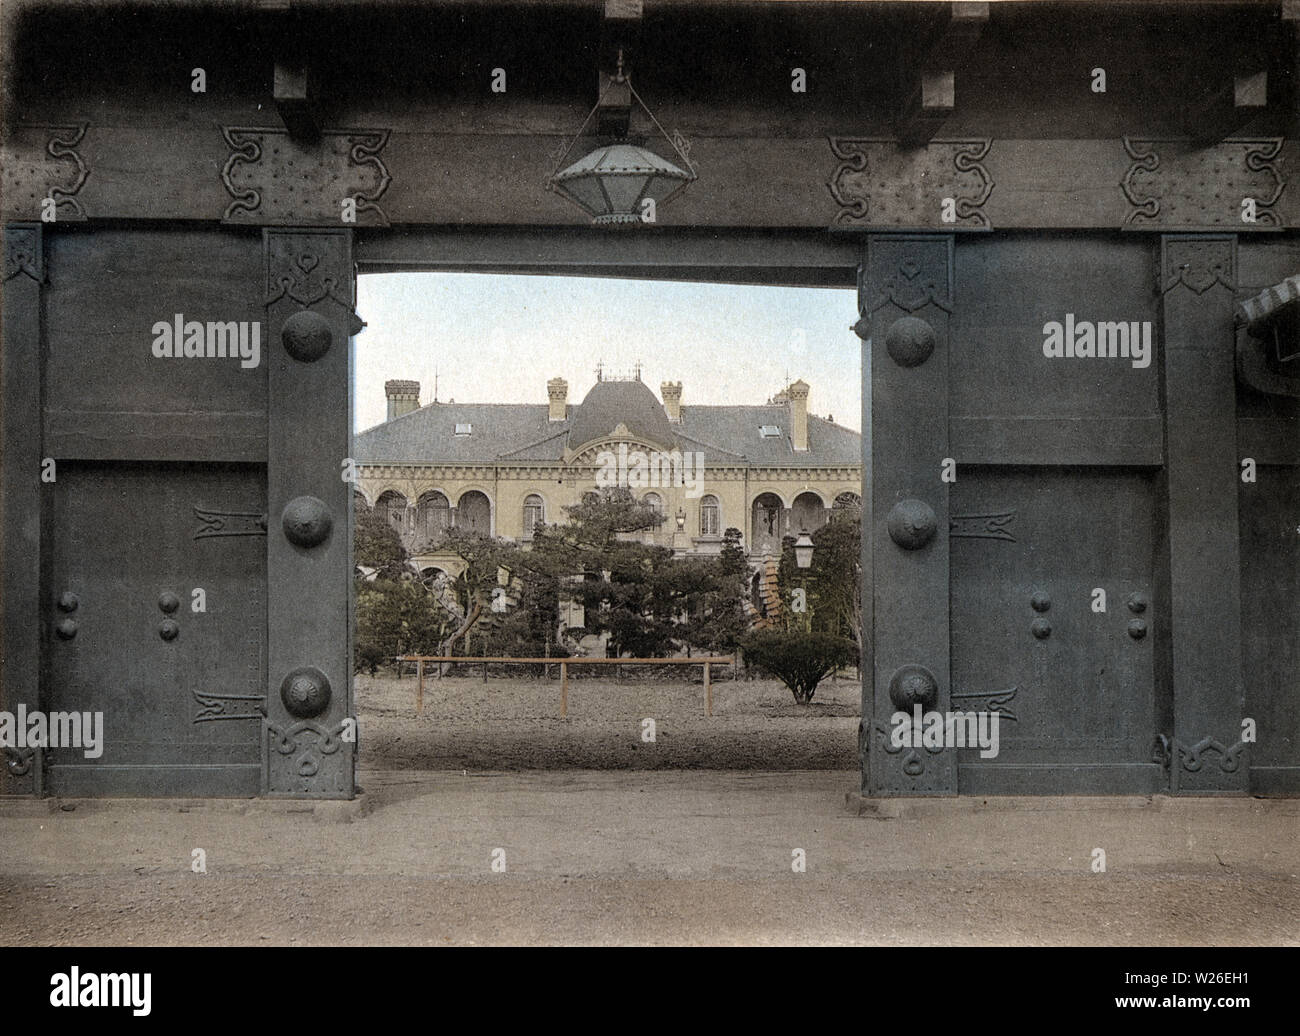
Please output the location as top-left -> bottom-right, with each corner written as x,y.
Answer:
926,1 -> 988,69
274,60 -> 322,142
897,3 -> 987,147
1,225 -> 45,797
1159,234 -> 1247,794
1285,1 -> 1300,136
898,70 -> 954,148
1185,71 -> 1268,144
597,0 -> 641,138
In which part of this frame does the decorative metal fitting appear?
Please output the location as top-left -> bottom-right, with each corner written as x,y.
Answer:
282,495 -> 333,548
158,591 -> 180,614
1126,591 -> 1148,614
1031,617 -> 1052,639
281,310 -> 333,363
280,665 -> 332,719
888,664 -> 939,711
57,591 -> 79,612
1128,619 -> 1148,640
1030,591 -> 1051,613
159,619 -> 180,641
884,316 -> 936,368
886,498 -> 937,550
55,619 -> 78,640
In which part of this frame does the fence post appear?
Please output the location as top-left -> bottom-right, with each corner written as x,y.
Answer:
704,661 -> 712,717
560,661 -> 568,718
417,658 -> 424,716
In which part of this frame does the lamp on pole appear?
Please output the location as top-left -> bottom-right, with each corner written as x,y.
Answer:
794,530 -> 815,569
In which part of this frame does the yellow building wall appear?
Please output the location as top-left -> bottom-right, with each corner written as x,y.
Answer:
358,461 -> 862,556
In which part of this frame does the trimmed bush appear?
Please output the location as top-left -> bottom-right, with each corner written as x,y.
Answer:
740,631 -> 858,704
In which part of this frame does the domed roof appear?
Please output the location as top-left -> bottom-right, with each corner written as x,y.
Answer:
568,379 -> 674,450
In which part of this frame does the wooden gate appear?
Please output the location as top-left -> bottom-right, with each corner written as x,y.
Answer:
860,231 -> 1299,796
2,224 -> 357,798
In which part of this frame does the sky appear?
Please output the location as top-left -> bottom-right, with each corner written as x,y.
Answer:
353,272 -> 861,435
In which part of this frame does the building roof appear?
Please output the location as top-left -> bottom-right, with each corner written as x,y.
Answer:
355,384 -> 861,468
567,379 -> 676,451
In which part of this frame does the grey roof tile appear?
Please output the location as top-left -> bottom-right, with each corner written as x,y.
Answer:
355,388 -> 861,467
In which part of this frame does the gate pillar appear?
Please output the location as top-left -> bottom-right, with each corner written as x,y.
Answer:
2,224 -> 44,796
263,229 -> 356,798
858,235 -> 956,795
1158,234 -> 1247,793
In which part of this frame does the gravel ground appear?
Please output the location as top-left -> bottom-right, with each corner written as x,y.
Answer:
357,671 -> 861,770
5,675 -> 1295,948
2,773 -> 1297,946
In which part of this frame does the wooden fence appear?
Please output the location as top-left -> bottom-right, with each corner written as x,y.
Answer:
395,655 -> 736,717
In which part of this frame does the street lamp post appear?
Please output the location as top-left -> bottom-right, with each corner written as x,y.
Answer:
793,529 -> 815,633
794,530 -> 814,569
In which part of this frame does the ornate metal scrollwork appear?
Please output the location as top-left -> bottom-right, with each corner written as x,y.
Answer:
3,746 -> 35,777
194,506 -> 268,539
193,690 -> 266,724
950,510 -> 1016,542
1175,736 -> 1248,775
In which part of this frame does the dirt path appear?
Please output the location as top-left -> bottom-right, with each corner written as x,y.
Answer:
2,772 -> 1296,946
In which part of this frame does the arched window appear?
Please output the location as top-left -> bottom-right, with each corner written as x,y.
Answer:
699,494 -> 720,537
832,492 -> 862,522
375,490 -> 408,534
643,492 -> 663,514
751,493 -> 786,555
416,491 -> 450,544
523,494 -> 544,539
792,491 -> 827,533
456,490 -> 491,534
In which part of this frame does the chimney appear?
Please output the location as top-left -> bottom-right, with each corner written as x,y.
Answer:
547,377 -> 568,421
385,379 -> 420,421
787,379 -> 809,451
661,381 -> 682,422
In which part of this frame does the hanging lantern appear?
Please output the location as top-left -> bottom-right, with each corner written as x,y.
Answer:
547,52 -> 695,226
551,142 -> 693,226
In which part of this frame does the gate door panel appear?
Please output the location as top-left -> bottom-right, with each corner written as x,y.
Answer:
950,468 -> 1162,794
17,225 -> 358,798
46,463 -> 265,796
1241,468 -> 1300,793
861,234 -> 1166,795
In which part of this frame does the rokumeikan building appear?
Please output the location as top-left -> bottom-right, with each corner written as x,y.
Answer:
353,374 -> 862,585
1,0 -> 1296,799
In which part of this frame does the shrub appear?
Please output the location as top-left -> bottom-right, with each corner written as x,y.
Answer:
354,640 -> 386,676
739,631 -> 858,704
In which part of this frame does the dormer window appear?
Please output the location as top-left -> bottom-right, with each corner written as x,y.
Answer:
759,424 -> 782,438
454,423 -> 472,436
